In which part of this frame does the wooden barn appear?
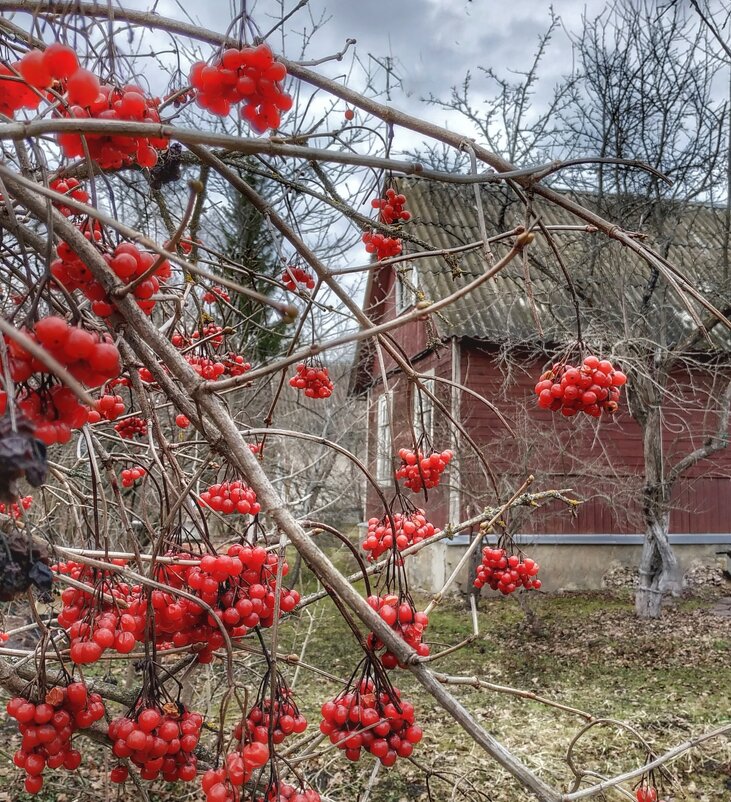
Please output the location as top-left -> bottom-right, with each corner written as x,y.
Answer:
350,180 -> 731,593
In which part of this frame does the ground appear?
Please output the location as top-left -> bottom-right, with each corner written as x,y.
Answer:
2,582 -> 729,802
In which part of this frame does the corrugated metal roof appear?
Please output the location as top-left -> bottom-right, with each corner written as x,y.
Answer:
400,179 -> 731,349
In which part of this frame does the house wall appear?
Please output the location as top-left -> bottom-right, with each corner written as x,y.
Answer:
358,266 -> 731,592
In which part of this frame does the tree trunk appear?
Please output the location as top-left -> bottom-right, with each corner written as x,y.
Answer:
635,402 -> 682,618
635,499 -> 680,618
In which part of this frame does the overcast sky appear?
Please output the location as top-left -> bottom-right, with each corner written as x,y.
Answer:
148,0 -> 611,141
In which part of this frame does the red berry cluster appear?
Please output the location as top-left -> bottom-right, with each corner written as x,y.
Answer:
120,466 -> 146,487
246,673 -> 307,746
90,392 -> 126,422
473,548 -> 541,594
254,782 -> 321,802
0,43 -> 79,116
365,594 -> 430,668
0,385 -> 83,446
535,355 -> 627,417
289,362 -> 333,399
199,481 -> 261,516
108,704 -> 202,782
0,496 -> 33,517
201,740 -> 269,802
190,44 -> 293,132
203,286 -> 231,304
7,681 -> 105,795
636,788 -> 659,802
371,189 -> 411,225
362,510 -> 437,561
282,266 -> 315,291
320,679 -> 422,765
1,317 -> 121,444
155,544 -> 299,662
49,177 -> 89,216
6,317 -> 120,387
362,231 -> 402,260
51,228 -> 171,318
395,448 -> 453,493
58,83 -> 169,169
192,323 -> 225,348
114,416 -> 147,439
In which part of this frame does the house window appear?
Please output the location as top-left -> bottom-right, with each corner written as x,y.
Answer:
395,263 -> 417,313
413,370 -> 435,442
376,392 -> 392,483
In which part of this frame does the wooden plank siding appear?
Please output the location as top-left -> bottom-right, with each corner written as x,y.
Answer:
361,269 -> 731,536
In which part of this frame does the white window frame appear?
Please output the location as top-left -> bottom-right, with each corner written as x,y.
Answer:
376,391 -> 392,484
395,262 -> 417,313
413,369 -> 435,442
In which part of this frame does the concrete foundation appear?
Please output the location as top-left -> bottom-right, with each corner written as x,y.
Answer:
404,534 -> 731,595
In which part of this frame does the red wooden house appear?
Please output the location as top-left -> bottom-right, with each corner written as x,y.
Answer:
350,181 -> 731,591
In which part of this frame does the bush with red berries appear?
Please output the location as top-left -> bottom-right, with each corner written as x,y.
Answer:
395,448 -> 453,493
0,495 -> 33,517
7,681 -> 105,795
473,547 -> 541,594
190,44 -> 292,132
534,354 -> 627,417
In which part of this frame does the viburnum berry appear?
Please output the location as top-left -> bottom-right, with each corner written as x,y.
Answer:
201,739 -> 269,802
108,704 -> 202,783
362,510 -> 437,561
114,416 -> 147,439
175,414 -> 190,429
366,594 -> 430,668
199,480 -> 260,516
395,448 -> 453,493
191,323 -> 225,348
49,177 -> 89,216
636,787 -> 658,802
282,266 -> 315,292
289,361 -> 333,399
0,496 -> 33,518
534,354 -> 627,417
245,671 -> 308,746
120,466 -> 146,487
190,44 -> 292,132
57,83 -> 169,169
344,108 -> 355,121
50,228 -> 171,318
6,682 -> 105,794
319,677 -> 422,765
371,188 -> 411,225
203,286 -> 231,304
94,393 -> 125,421
473,547 -> 541,594
362,230 -> 402,260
